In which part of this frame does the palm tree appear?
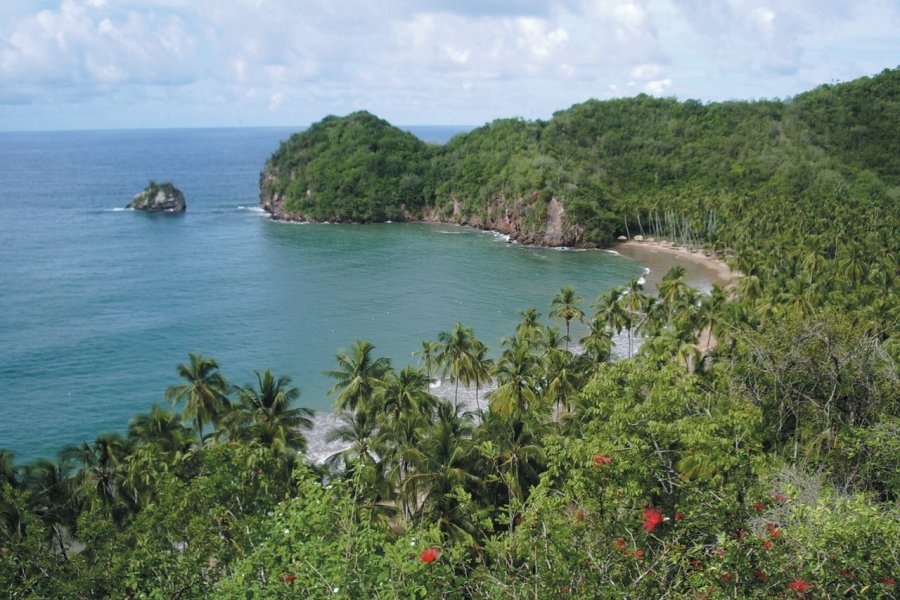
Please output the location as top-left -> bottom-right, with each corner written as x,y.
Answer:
618,278 -> 648,357
325,339 -> 391,415
380,366 -> 438,424
325,411 -> 379,470
63,433 -> 129,512
127,404 -> 191,453
475,412 -> 546,532
488,342 -> 539,417
402,404 -> 480,542
542,349 -> 584,415
657,266 -> 689,324
413,340 -> 440,386
549,286 -> 585,352
165,353 -> 230,444
20,457 -> 77,556
225,370 -> 314,455
579,317 -> 612,367
593,287 -> 628,357
437,322 -> 486,408
515,307 -> 544,348
0,449 -> 17,487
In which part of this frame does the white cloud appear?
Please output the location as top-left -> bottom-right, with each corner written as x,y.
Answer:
644,78 -> 672,95
0,0 -> 897,128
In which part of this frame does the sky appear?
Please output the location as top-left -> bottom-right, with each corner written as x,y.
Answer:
0,0 -> 898,130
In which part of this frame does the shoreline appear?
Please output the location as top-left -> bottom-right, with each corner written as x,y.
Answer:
612,239 -> 735,293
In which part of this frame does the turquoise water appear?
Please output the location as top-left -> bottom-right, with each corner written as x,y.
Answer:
0,127 -> 642,462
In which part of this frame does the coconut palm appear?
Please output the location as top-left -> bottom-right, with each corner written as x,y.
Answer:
437,322 -> 488,408
413,340 -> 440,385
127,404 -> 191,453
475,412 -> 546,531
63,433 -> 129,512
402,404 -> 480,542
549,286 -> 585,352
325,339 -> 391,415
579,317 -> 613,367
20,457 -> 77,556
488,342 -> 540,417
165,353 -> 230,444
0,449 -> 17,487
379,366 -> 439,424
618,278 -> 648,357
325,410 -> 379,470
225,370 -> 314,455
542,349 -> 585,415
515,307 -> 544,348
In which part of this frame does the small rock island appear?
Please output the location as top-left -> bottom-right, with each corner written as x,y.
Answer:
127,181 -> 186,212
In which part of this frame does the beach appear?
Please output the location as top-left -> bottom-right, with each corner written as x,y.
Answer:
613,239 -> 734,293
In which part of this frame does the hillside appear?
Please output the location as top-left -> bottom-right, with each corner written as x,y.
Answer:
3,69 -> 898,598
261,69 -> 899,249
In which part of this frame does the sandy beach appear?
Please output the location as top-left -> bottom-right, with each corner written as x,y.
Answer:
613,239 -> 734,293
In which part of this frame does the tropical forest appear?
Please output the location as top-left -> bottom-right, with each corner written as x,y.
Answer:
2,69 -> 898,598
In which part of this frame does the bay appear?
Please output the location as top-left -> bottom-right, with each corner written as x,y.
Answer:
0,127 -> 642,463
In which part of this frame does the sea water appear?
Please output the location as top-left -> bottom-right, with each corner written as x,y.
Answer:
0,127 -> 642,462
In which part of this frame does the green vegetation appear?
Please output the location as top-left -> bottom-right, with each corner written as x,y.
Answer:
3,69 -> 898,597
262,111 -> 433,222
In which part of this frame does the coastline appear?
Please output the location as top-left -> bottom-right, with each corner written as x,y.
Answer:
613,239 -> 735,293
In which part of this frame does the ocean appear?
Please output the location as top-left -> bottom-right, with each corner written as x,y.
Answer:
0,126 -> 643,463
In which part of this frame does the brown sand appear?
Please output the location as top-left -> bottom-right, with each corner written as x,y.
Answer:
613,239 -> 735,293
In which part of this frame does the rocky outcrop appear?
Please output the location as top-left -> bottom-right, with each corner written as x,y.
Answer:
420,193 -> 588,248
128,181 -> 186,212
259,167 -> 588,247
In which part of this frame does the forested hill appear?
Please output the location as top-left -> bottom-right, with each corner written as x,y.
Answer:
4,70 -> 898,597
261,67 -> 898,246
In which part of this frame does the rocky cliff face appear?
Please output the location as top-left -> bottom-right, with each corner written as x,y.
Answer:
128,182 -> 186,212
260,166 -> 586,247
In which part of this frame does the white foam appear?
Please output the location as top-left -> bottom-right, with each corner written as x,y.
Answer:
637,277 -> 646,285
644,267 -> 651,274
107,207 -> 131,212
605,249 -> 621,256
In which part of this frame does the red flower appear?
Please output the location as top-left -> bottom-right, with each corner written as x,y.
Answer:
689,558 -> 702,571
716,549 -> 726,558
420,547 -> 440,563
614,537 -> 626,550
772,493 -> 787,503
643,507 -> 664,532
789,579 -> 809,592
674,511 -> 683,522
753,502 -> 764,511
767,523 -> 781,538
633,549 -> 645,558
593,454 -> 612,466
721,572 -> 733,583
883,578 -> 896,586
763,540 -> 774,551
279,574 -> 296,584
753,569 -> 769,581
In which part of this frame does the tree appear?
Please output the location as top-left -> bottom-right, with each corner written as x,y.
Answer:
379,366 -> 439,424
165,353 -> 231,444
325,339 -> 391,415
224,370 -> 314,456
549,286 -> 585,352
489,341 -> 540,417
437,322 -> 489,409
127,404 -> 191,453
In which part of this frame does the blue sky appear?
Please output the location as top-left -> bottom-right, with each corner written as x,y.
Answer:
1,0 -> 897,130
